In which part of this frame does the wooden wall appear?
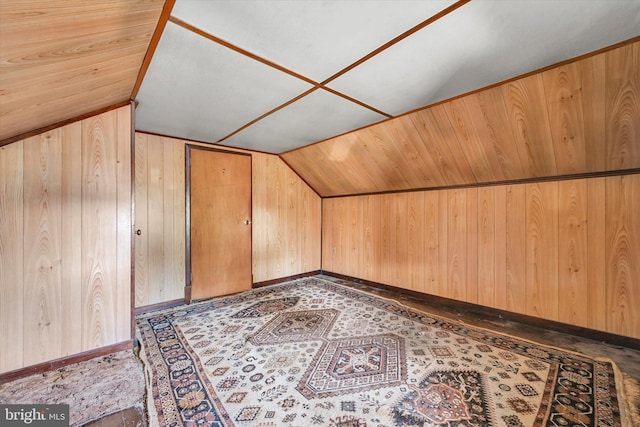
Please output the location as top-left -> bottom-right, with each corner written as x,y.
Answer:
322,174 -> 640,339
134,133 -> 322,307
0,106 -> 132,374
282,39 -> 640,197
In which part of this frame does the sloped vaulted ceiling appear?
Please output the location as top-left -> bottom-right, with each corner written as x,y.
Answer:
282,40 -> 640,196
134,0 -> 639,160
1,1 -> 639,197
0,0 -> 165,142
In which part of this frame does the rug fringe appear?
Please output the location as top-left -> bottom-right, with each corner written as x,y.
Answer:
135,329 -> 160,427
618,369 -> 640,427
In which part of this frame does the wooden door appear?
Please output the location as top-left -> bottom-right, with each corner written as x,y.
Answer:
186,146 -> 252,301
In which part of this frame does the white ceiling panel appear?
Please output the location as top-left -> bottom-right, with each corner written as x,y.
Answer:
171,0 -> 456,82
135,21 -> 313,143
222,88 -> 387,153
327,0 -> 640,115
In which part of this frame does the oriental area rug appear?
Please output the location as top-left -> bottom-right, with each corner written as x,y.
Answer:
136,277 -> 630,427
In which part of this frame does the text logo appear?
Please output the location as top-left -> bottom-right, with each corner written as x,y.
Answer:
1,405 -> 69,426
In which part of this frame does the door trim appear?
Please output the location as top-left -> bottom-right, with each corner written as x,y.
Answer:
185,144 -> 252,303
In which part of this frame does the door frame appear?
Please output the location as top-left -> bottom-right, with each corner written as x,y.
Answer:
184,144 -> 252,303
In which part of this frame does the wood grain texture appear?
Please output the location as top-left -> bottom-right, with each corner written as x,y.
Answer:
542,63 -> 587,174
134,134 -> 186,307
322,175 -> 640,339
407,192 -> 425,292
0,141 -> 24,372
587,178 -> 606,331
0,0 -> 165,141
503,75 -> 557,178
605,42 -> 640,170
503,185 -> 527,314
380,193 -> 396,287
22,131 -> 63,366
190,149 -> 252,299
251,151 -> 322,283
605,175 -> 640,338
134,134 -> 149,306
0,106 -> 131,374
477,187 -> 495,308
423,191 -> 440,296
579,54 -> 607,172
446,189 -> 467,301
558,179 -> 588,326
81,111 -> 119,350
450,87 -> 524,181
360,196 -> 376,281
284,41 -> 640,198
115,106 -> 131,341
171,138 -> 186,300
465,188 -> 478,304
133,133 -> 321,306
409,107 -> 475,186
444,97 -> 502,182
525,182 -> 558,320
147,137 -> 165,301
61,121 -> 83,356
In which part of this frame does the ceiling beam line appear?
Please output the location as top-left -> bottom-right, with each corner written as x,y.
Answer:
216,87 -> 320,143
320,0 -> 471,86
168,15 -> 395,142
169,15 -> 320,87
131,0 -> 177,100
321,87 -> 392,118
163,1 -> 470,147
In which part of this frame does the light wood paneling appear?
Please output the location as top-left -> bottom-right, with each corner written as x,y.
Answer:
115,107 -> 131,341
558,180 -> 588,326
579,54 -> 606,172
525,182 -> 558,321
446,189 -> 467,301
542,63 -> 587,174
134,134 -> 186,306
134,135 -> 149,305
465,188 -> 478,304
322,174 -> 640,339
23,130 -> 63,366
61,122 -> 83,356
605,175 -> 640,338
251,148 -> 322,283
0,106 -> 132,374
0,141 -> 24,372
477,187 -> 495,308
133,133 -> 322,307
409,107 -> 476,186
81,111 -> 119,349
283,40 -> 640,197
586,178 -> 606,331
423,190 -> 440,297
605,42 -> 640,170
407,191 -> 425,292
503,185 -> 527,314
0,0 -> 165,141
147,136 -> 166,301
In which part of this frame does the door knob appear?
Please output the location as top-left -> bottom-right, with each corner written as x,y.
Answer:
244,220 -> 252,225
135,229 -> 141,235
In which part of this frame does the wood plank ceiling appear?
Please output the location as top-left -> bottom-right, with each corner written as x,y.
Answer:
0,0 -> 165,142
283,40 -> 640,196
